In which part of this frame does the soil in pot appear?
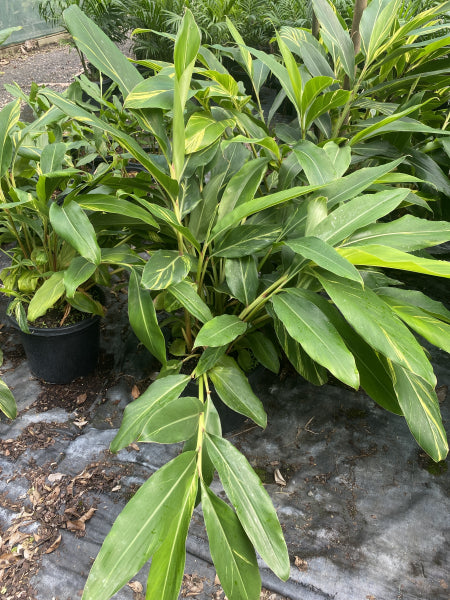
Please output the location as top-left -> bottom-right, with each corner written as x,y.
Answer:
7,295 -> 104,385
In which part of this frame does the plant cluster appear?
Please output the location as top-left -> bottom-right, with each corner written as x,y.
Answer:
1,0 -> 450,598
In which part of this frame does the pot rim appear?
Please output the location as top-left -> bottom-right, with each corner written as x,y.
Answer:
6,311 -> 101,337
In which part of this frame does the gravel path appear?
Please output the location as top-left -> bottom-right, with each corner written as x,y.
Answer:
0,42 -> 83,111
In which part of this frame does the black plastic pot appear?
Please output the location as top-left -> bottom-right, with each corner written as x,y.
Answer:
8,314 -> 102,384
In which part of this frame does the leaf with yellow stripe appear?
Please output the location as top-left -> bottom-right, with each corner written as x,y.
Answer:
378,295 -> 450,353
389,362 -> 448,462
316,271 -> 436,386
338,245 -> 450,278
141,250 -> 191,290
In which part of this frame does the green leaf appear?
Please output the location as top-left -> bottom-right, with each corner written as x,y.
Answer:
342,215 -> 450,251
0,26 -> 22,46
286,236 -> 362,283
142,203 -> 200,252
319,158 -> 405,209
125,74 -> 194,110
246,331 -> 279,374
128,269 -> 166,366
174,8 -> 201,79
194,346 -> 227,377
145,473 -> 198,600
50,201 -> 101,265
379,296 -> 450,353
27,272 -> 65,322
167,280 -> 212,323
43,90 -> 178,199
40,142 -> 66,174
293,141 -> 337,185
0,100 -> 20,178
224,256 -> 259,306
223,136 -> 280,161
312,0 -> 355,81
64,257 -> 96,298
185,113 -> 234,154
213,225 -> 280,258
82,452 -> 197,600
110,374 -> 190,452
69,291 -> 104,316
0,380 -> 16,419
375,287 -> 450,324
195,315 -> 247,348
389,363 -> 448,462
270,308 -> 328,385
63,5 -> 142,96
339,245 -> 450,278
298,290 -> 401,413
201,482 -> 261,600
218,158 -> 269,220
205,434 -> 290,581
138,396 -> 203,443
312,188 -> 409,245
317,272 -> 436,386
209,356 -> 266,427
141,250 -> 191,290
271,291 -> 359,389
360,0 -> 401,64
305,89 -> 351,129
76,194 -> 158,228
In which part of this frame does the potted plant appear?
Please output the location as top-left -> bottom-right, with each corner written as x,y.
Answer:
0,103 -> 122,383
42,5 -> 450,599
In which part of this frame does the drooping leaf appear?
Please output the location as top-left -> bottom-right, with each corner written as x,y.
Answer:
225,256 -> 259,306
76,194 -> 158,228
141,250 -> 191,290
0,380 -> 16,419
375,287 -> 450,324
338,245 -> 450,278
286,236 -> 362,283
389,363 -> 448,462
167,280 -> 212,323
82,452 -> 197,600
195,315 -> 247,348
270,308 -> 328,386
316,272 -> 436,386
379,296 -> 450,353
201,482 -> 261,600
297,289 -> 401,413
246,331 -> 280,374
205,434 -> 290,581
110,374 -> 190,452
50,201 -> 101,265
145,473 -> 198,600
209,356 -> 266,427
271,291 -> 359,389
138,396 -> 203,443
64,257 -> 97,298
27,272 -> 65,322
128,269 -> 166,366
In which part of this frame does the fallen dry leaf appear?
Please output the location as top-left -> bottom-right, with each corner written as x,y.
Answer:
74,417 -> 88,429
131,385 -> 140,399
45,535 -> 62,554
129,443 -> 140,452
274,469 -> 286,487
128,581 -> 143,593
214,574 -> 221,586
66,520 -> 86,533
48,473 -> 65,483
79,507 -> 96,523
76,393 -> 87,405
295,556 -> 308,571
